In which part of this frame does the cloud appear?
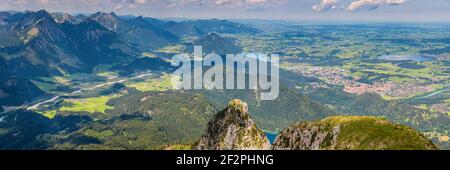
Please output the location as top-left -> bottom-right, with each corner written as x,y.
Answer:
157,0 -> 287,10
2,0 -> 149,9
346,0 -> 407,11
37,0 -> 50,3
312,0 -> 338,12
0,0 -> 410,14
1,0 -> 287,10
213,0 -> 271,6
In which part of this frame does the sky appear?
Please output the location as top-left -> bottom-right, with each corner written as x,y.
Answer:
1,0 -> 450,22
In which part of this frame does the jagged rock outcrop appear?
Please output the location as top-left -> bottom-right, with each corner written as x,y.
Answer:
197,99 -> 270,150
272,116 -> 438,150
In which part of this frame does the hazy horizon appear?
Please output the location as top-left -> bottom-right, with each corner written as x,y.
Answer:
1,0 -> 450,23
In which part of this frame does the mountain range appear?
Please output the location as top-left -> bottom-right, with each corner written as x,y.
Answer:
0,10 -> 259,106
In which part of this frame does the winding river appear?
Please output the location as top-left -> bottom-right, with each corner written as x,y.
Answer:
26,72 -> 155,110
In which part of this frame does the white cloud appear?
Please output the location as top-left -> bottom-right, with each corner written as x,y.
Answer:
312,0 -> 338,12
0,0 -> 410,13
1,0 -> 287,9
346,0 -> 407,11
158,0 -> 287,9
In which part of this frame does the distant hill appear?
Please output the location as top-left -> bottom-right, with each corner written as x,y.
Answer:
88,12 -> 178,50
109,57 -> 174,76
141,17 -> 169,29
163,19 -> 258,37
73,14 -> 88,22
272,116 -> 438,150
127,16 -> 178,42
192,32 -> 242,55
164,21 -> 204,37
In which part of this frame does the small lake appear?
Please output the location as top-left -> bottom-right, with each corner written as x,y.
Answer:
378,55 -> 432,62
264,132 -> 278,144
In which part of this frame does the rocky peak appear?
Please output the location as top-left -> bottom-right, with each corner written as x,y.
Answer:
130,16 -> 148,24
90,12 -> 115,19
109,12 -> 119,18
19,10 -> 55,27
51,12 -> 79,24
197,99 -> 270,150
34,10 -> 52,19
226,99 -> 250,122
88,12 -> 124,32
13,10 -> 68,44
205,32 -> 221,40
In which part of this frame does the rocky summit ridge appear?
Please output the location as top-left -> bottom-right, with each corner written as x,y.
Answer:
197,99 -> 271,150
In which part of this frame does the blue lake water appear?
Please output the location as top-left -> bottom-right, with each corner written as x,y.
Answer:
378,55 -> 432,62
265,132 -> 278,144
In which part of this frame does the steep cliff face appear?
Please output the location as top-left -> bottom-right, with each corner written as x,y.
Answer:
272,116 -> 437,150
197,99 -> 270,150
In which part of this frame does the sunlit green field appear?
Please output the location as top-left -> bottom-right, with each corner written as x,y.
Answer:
126,74 -> 174,92
59,95 -> 118,114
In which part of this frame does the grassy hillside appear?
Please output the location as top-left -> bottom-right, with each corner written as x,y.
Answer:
51,91 -> 216,149
274,116 -> 438,150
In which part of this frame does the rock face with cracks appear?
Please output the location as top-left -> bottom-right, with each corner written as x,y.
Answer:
197,99 -> 270,150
